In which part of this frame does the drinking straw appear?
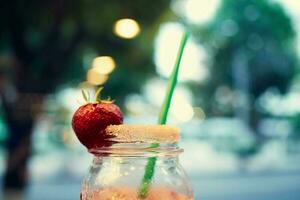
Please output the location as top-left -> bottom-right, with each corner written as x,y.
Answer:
138,31 -> 189,198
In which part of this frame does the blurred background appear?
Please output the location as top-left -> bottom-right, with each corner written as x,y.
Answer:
0,0 -> 300,199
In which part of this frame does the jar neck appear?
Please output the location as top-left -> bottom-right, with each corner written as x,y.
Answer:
88,142 -> 183,158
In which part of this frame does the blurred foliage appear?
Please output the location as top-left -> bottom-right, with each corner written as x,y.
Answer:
0,108 -> 8,146
0,0 -> 172,105
192,0 -> 298,116
291,113 -> 300,139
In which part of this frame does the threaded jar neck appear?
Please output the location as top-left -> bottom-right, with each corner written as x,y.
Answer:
88,142 -> 183,157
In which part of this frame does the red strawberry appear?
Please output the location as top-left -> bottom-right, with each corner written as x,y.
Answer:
72,101 -> 123,150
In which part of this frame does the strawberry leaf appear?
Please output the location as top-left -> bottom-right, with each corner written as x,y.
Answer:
81,90 -> 89,102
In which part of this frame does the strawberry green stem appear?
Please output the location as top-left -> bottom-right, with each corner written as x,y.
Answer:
95,87 -> 104,102
138,31 -> 189,198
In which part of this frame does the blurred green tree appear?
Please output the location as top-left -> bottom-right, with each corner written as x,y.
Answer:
0,0 -> 171,191
193,0 -> 298,135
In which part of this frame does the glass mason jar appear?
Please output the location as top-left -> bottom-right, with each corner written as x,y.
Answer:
80,126 -> 194,200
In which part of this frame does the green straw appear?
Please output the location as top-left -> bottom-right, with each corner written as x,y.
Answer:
138,31 -> 189,198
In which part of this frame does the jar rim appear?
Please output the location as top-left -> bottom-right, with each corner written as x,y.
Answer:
105,124 -> 180,144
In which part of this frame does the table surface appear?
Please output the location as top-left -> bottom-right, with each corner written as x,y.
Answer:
1,171 -> 298,200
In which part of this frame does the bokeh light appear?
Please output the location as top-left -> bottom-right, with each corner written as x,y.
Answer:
154,23 -> 208,82
173,0 -> 220,24
144,78 -> 193,107
113,18 -> 140,39
193,107 -> 206,120
170,96 -> 194,122
86,68 -> 109,86
92,56 -> 116,75
143,78 -> 194,122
